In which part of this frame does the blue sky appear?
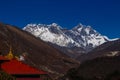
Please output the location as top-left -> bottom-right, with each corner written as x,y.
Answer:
0,0 -> 120,38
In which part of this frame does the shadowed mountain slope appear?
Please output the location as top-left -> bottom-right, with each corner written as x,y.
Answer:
62,39 -> 120,80
77,39 -> 120,62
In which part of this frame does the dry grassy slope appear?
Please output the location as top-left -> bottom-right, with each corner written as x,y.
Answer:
64,56 -> 120,80
63,39 -> 120,80
0,23 -> 79,78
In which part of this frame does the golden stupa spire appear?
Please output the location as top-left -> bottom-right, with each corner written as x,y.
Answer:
5,46 -> 14,60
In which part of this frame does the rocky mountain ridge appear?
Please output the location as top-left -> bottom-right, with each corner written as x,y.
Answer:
23,23 -> 117,58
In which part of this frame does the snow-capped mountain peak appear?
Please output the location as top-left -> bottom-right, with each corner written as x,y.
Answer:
23,23 -> 79,47
23,23 -> 112,51
72,24 -> 98,36
51,23 -> 58,26
72,23 -> 83,32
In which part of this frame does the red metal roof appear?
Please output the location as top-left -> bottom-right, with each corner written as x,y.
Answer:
17,78 -> 42,80
1,59 -> 47,75
0,56 -> 9,60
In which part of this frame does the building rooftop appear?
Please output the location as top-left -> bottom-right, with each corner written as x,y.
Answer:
1,58 -> 46,75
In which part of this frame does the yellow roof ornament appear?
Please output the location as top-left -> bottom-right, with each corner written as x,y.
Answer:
5,46 -> 14,60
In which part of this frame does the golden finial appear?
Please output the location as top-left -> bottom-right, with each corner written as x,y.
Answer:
5,46 -> 14,60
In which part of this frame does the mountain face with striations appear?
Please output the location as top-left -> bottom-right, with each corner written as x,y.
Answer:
23,23 -> 113,57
